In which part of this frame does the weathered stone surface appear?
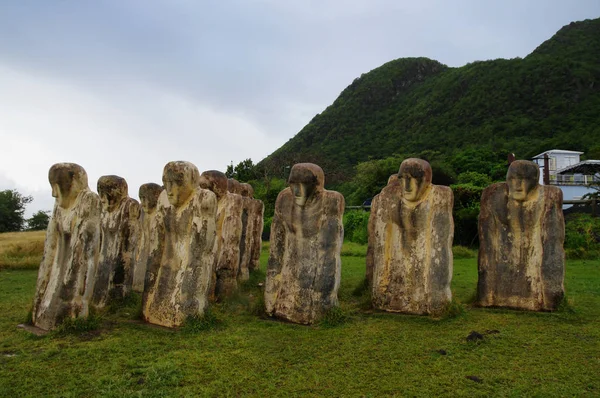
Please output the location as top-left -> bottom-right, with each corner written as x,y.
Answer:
477,160 -> 565,311
142,161 -> 217,328
369,158 -> 454,315
132,183 -> 163,293
247,187 -> 264,273
91,176 -> 140,307
227,178 -> 242,195
237,183 -> 264,276
366,174 -> 400,286
200,170 -> 243,301
265,163 -> 344,324
32,163 -> 101,330
237,183 -> 253,281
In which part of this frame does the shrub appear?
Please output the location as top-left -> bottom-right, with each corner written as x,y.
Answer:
452,245 -> 477,259
341,242 -> 368,257
343,210 -> 369,244
262,216 -> 272,241
564,213 -> 600,256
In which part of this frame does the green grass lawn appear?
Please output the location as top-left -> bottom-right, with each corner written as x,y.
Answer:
1,243 -> 599,397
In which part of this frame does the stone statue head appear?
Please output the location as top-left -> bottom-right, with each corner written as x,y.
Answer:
287,163 -> 325,206
399,158 -> 432,202
162,161 -> 200,207
199,170 -> 228,201
97,175 -> 128,212
48,163 -> 89,209
388,174 -> 399,186
240,183 -> 254,198
227,178 -> 242,195
138,183 -> 163,214
507,160 -> 540,202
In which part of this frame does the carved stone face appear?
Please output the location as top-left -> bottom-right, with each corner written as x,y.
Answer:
97,175 -> 128,212
200,170 -> 228,200
240,183 -> 254,198
399,158 -> 432,203
227,178 -> 242,195
48,163 -> 88,209
162,161 -> 199,208
288,163 -> 325,207
139,183 -> 163,214
507,160 -> 539,202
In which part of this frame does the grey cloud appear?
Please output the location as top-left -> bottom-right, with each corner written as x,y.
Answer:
2,0 -> 598,140
0,0 -> 598,215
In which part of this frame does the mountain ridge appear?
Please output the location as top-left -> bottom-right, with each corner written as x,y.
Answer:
258,18 -> 600,186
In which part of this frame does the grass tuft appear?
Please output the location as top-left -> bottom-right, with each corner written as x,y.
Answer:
54,313 -> 102,336
319,306 -> 349,328
556,294 -> 577,314
181,308 -> 224,333
428,297 -> 466,320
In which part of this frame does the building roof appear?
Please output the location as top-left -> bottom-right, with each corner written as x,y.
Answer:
532,149 -> 584,159
556,160 -> 600,175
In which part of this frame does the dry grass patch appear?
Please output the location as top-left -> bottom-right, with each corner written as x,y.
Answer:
0,231 -> 45,270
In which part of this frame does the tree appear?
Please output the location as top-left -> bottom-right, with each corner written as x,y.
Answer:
27,210 -> 51,231
0,189 -> 33,232
225,159 -> 257,182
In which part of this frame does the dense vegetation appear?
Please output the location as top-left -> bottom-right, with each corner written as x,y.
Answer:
231,18 -> 600,245
258,18 -> 600,198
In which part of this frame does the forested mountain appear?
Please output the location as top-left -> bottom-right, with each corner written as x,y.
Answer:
258,18 -> 600,189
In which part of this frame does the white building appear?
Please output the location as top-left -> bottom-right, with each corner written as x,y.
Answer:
532,149 -> 600,201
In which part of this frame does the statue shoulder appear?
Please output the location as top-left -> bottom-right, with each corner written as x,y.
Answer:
197,187 -> 217,209
543,185 -> 563,199
323,189 -> 345,212
481,182 -> 507,202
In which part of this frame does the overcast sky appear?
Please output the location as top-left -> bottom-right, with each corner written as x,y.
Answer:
1,0 -> 599,216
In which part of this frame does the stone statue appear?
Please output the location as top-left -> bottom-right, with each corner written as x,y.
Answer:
226,178 -> 252,281
227,178 -> 242,195
32,163 -> 101,330
477,160 -> 565,311
366,173 -> 401,286
90,176 -> 140,307
265,163 -> 344,324
237,183 -> 253,281
243,184 -> 264,273
237,183 -> 264,276
199,170 -> 243,301
132,183 -> 163,293
142,161 -> 217,328
369,158 -> 454,315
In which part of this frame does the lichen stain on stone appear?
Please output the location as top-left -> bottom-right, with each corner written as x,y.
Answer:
369,158 -> 453,315
265,163 -> 344,325
91,175 -> 140,308
200,171 -> 244,301
132,183 -> 163,293
32,163 -> 101,331
142,161 -> 217,328
477,160 -> 565,311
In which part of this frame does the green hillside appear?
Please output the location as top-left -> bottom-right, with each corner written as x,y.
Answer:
259,18 -> 600,186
